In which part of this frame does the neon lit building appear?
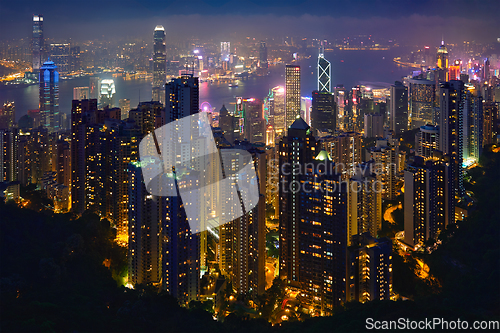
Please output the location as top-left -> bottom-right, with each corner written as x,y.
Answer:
318,41 -> 331,92
39,60 -> 60,133
285,65 -> 301,129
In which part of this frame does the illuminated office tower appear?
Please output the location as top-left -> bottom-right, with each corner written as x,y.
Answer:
221,41 -> 230,63
363,113 -> 383,138
415,124 -> 439,159
436,42 -> 449,82
389,81 -> 408,133
449,60 -> 461,81
100,79 -> 115,108
259,41 -> 268,69
463,89 -> 483,165
244,98 -> 266,143
317,41 -> 331,92
408,78 -> 434,128
483,58 -> 490,81
119,99 -> 131,120
128,160 -> 162,286
49,43 -> 70,74
404,155 -> 454,247
32,15 -> 44,71
89,76 -> 100,100
320,131 -> 363,180
483,102 -> 498,146
311,90 -> 336,135
285,65 -> 301,129
152,25 -> 166,104
279,123 -> 347,314
39,60 -> 60,133
439,80 -> 465,198
346,234 -> 392,303
348,161 -> 382,245
368,136 -> 399,201
279,118 -> 318,283
73,87 -> 89,100
0,102 -> 15,129
437,41 -> 449,70
0,129 -> 18,182
270,86 -> 285,136
164,74 -> 199,123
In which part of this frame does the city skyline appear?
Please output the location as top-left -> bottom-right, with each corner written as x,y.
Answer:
0,1 -> 499,332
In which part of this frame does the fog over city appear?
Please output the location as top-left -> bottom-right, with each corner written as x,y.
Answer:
1,0 -> 499,43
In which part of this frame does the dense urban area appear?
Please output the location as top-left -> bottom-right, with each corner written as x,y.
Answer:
1,4 -> 500,332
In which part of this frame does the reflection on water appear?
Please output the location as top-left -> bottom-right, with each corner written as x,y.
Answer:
1,48 -> 412,122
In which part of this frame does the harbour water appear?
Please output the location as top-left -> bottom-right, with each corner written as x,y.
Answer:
1,48 -> 413,122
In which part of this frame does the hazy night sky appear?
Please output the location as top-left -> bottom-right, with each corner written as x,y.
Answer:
0,0 -> 499,44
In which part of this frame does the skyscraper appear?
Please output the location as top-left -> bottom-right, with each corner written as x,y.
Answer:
221,41 -> 230,63
160,74 -> 201,303
348,161 -> 382,244
39,60 -> 60,133
463,89 -> 483,165
152,25 -> 166,104
404,155 -> 454,247
244,98 -> 266,143
218,141 -> 267,298
279,121 -> 348,314
285,65 -> 301,129
390,81 -> 408,133
436,42 -> 449,70
128,160 -> 162,286
0,102 -> 15,129
317,41 -> 331,92
49,43 -> 70,74
368,135 -> 399,201
436,42 -> 449,82
0,129 -> 18,182
439,80 -> 465,197
73,87 -> 89,100
415,124 -> 439,159
279,118 -> 317,283
449,60 -> 461,81
408,78 -> 434,128
259,41 -> 268,69
346,234 -> 392,303
270,86 -> 285,136
321,131 -> 363,180
311,90 -> 336,134
363,113 -> 383,138
100,79 -> 115,108
164,74 -> 199,123
32,15 -> 44,71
